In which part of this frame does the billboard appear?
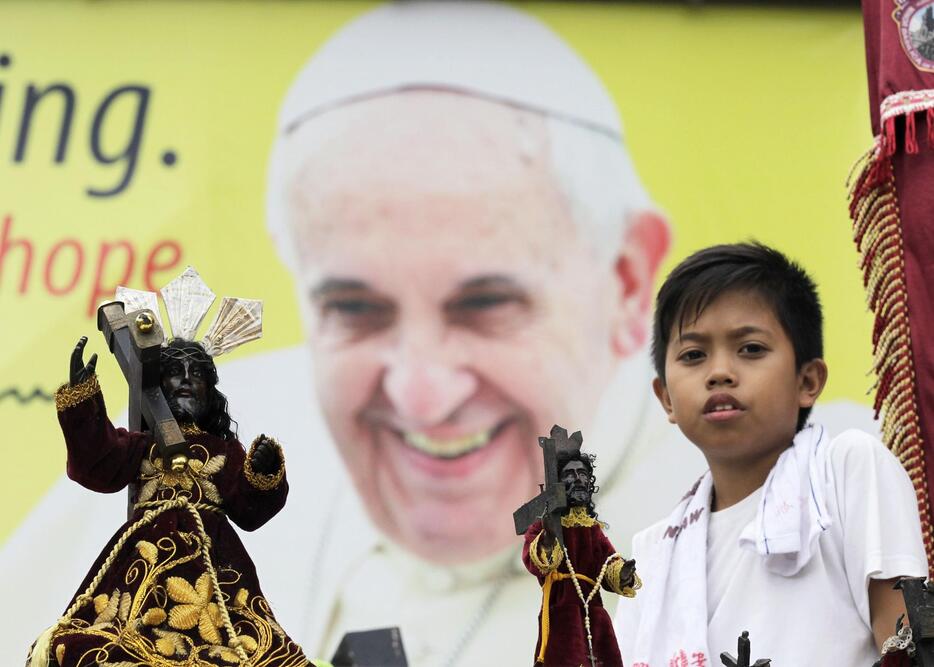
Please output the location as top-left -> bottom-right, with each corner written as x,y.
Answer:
1,2 -> 873,664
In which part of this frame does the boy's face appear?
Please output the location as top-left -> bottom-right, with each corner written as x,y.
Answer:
653,289 -> 826,467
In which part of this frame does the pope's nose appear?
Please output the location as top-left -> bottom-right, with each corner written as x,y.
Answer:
384,360 -> 478,426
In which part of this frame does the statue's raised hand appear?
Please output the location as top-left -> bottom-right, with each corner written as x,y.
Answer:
250,434 -> 281,475
70,336 -> 98,386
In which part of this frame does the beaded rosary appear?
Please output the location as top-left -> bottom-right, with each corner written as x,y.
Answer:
561,544 -> 620,667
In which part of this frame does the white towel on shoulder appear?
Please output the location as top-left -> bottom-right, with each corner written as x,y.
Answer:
626,424 -> 832,666
740,423 -> 832,575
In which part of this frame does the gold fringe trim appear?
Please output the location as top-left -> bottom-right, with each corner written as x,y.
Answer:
605,557 -> 642,598
561,505 -> 597,528
529,530 -> 564,574
26,623 -> 56,667
54,374 -> 101,412
243,437 -> 285,491
848,145 -> 934,578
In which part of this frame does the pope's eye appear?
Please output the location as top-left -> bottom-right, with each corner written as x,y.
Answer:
317,294 -> 396,339
444,287 -> 531,335
448,293 -> 516,311
326,299 -> 385,315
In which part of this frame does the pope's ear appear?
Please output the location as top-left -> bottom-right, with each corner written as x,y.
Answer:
611,210 -> 671,357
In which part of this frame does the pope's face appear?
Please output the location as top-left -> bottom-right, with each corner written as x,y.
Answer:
283,93 -> 662,563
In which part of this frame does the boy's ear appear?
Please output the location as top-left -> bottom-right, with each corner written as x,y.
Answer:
797,358 -> 828,409
653,377 -> 677,424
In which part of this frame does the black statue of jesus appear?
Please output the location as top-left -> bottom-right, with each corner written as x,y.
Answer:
29,336 -> 309,667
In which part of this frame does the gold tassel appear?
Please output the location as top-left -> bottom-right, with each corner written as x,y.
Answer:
848,138 -> 934,577
26,623 -> 57,667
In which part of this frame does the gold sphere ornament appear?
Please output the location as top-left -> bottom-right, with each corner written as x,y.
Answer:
135,311 -> 155,333
170,454 -> 188,472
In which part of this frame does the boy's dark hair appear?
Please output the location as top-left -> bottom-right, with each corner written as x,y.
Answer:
651,242 -> 823,431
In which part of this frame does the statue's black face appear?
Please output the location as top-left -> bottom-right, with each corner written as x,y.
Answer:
161,357 -> 212,424
561,460 -> 592,507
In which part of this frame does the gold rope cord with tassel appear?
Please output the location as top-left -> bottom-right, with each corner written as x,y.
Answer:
848,91 -> 934,577
534,544 -> 620,665
536,569 -> 598,663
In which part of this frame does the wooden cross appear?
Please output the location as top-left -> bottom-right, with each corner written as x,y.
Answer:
513,425 -> 582,547
720,631 -> 771,667
97,301 -> 188,468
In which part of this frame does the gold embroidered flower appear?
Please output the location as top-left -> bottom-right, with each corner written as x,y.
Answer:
153,627 -> 189,657
231,587 -> 249,609
91,589 -> 131,627
142,607 -> 167,626
237,634 -> 258,653
138,453 -> 225,504
166,573 -> 224,644
208,645 -> 242,663
136,540 -> 159,566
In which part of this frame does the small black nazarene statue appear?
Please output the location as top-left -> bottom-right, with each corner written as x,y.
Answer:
516,425 -> 640,667
875,578 -> 934,667
26,267 -> 310,667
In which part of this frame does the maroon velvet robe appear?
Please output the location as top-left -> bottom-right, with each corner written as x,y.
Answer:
46,376 -> 309,667
522,514 -> 628,667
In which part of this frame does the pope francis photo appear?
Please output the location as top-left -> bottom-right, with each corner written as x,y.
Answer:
0,4 -> 876,666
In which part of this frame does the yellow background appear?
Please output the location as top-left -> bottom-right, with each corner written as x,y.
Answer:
0,1 -> 870,543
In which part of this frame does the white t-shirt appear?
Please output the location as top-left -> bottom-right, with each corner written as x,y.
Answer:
620,429 -> 928,666
706,486 -> 763,624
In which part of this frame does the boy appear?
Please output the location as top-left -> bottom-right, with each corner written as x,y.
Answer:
614,243 -> 927,666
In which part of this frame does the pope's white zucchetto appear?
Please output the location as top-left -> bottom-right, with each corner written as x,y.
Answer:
275,1 -> 624,140
267,1 -> 652,272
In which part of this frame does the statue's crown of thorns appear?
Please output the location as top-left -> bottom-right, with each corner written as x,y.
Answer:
114,266 -> 263,358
